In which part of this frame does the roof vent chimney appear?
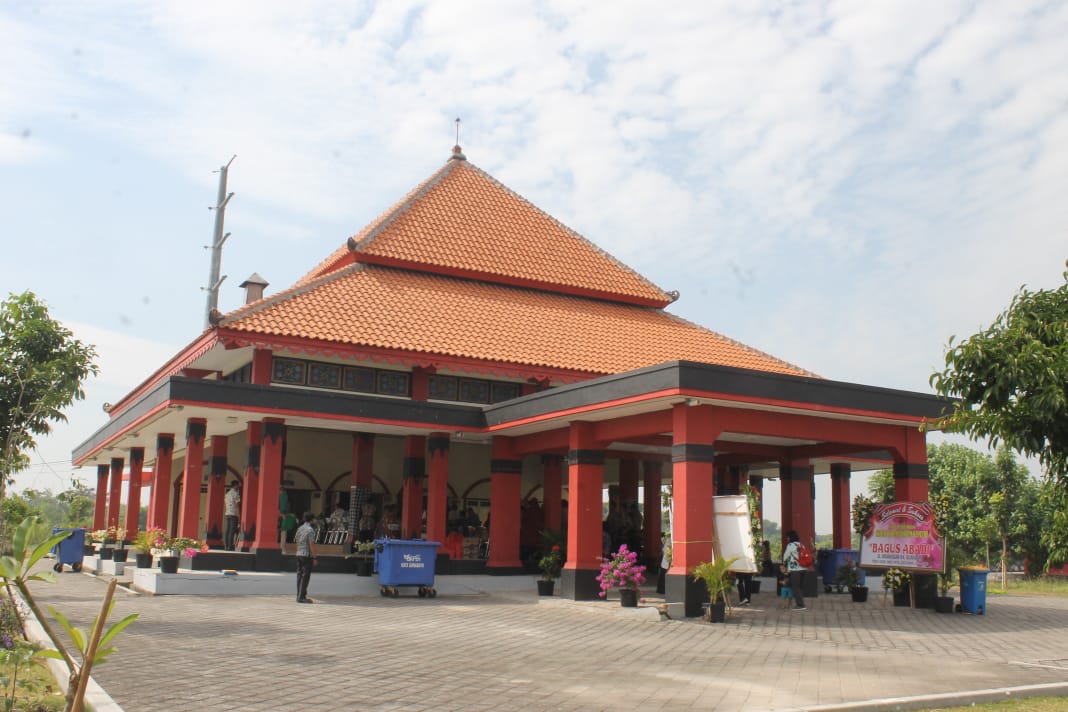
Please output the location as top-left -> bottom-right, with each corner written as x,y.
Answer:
239,273 -> 269,305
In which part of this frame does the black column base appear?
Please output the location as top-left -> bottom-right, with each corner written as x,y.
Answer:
486,565 -> 526,576
251,548 -> 284,572
560,568 -> 601,600
666,572 -> 709,618
912,573 -> 937,609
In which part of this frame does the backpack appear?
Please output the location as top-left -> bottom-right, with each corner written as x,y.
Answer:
796,543 -> 814,568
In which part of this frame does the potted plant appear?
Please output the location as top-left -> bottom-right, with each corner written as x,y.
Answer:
837,561 -> 867,602
152,534 -> 206,573
132,528 -> 165,568
88,529 -> 114,560
745,486 -> 762,594
348,541 -> 376,576
537,545 -> 564,596
691,555 -> 739,622
596,544 -> 647,607
111,527 -> 129,563
934,569 -> 955,613
883,568 -> 912,607
932,493 -> 955,613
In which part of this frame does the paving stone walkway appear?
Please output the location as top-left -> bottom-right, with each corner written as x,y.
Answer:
25,571 -> 1068,711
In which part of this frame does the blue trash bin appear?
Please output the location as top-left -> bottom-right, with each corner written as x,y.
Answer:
958,567 -> 990,615
819,548 -> 865,592
374,539 -> 441,598
51,527 -> 87,573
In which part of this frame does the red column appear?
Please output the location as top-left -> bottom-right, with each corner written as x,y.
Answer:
204,435 -> 229,548
252,419 -> 284,551
351,433 -> 374,488
667,404 -> 721,617
148,435 -> 174,531
240,422 -> 261,551
107,457 -> 124,530
894,428 -> 929,502
563,422 -> 603,599
123,448 -> 145,540
642,460 -> 663,567
780,462 -> 815,547
178,419 -> 207,539
250,348 -> 272,385
830,463 -> 852,549
488,436 -> 523,572
541,455 -> 563,533
93,464 -> 109,530
426,433 -> 449,548
400,436 -> 425,539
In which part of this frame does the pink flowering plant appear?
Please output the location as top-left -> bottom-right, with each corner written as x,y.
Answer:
149,531 -> 206,558
596,544 -> 647,598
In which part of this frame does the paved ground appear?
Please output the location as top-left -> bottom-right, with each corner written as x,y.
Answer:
24,571 -> 1068,711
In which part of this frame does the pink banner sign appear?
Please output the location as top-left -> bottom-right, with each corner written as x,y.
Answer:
858,501 -> 945,573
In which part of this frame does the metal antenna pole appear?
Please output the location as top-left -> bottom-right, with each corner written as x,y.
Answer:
204,155 -> 236,327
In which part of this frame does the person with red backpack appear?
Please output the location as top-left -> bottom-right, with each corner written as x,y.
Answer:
782,530 -> 809,610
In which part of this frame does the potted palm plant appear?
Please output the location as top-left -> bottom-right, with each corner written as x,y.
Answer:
348,541 -> 376,576
691,555 -> 739,622
537,545 -> 563,596
132,528 -> 165,568
837,561 -> 867,602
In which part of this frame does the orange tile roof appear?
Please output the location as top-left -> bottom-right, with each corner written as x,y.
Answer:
300,155 -> 673,307
222,266 -> 813,378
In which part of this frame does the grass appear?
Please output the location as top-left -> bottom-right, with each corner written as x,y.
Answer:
0,648 -> 65,711
984,575 -> 1068,597
934,697 -> 1068,711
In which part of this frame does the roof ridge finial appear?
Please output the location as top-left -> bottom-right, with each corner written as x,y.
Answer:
451,117 -> 466,161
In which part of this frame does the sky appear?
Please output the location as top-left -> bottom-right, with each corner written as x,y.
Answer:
2,1 -> 1066,532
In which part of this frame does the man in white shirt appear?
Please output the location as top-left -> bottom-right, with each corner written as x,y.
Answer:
224,480 -> 241,551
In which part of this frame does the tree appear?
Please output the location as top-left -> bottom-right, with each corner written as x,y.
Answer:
928,443 -> 1001,566
931,262 -> 1068,481
989,447 -> 1031,588
0,291 -> 97,502
867,469 -> 895,503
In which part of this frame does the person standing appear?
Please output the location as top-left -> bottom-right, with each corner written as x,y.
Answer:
782,530 -> 806,611
294,512 -> 318,604
224,480 -> 241,551
761,539 -> 775,577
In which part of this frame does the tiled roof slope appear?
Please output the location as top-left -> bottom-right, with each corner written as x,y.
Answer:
299,156 -> 673,307
222,265 -> 813,378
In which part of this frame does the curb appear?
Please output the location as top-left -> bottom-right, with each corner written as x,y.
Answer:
796,681 -> 1068,711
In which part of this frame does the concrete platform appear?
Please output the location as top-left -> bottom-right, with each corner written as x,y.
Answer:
127,565 -> 538,596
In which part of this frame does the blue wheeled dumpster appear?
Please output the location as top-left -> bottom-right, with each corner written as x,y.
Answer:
818,548 -> 865,592
374,539 -> 441,598
51,527 -> 87,573
958,567 -> 990,615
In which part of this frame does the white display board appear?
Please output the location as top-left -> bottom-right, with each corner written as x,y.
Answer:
712,495 -> 758,573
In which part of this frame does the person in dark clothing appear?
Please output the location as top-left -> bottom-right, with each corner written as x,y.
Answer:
294,513 -> 317,603
761,539 -> 775,577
